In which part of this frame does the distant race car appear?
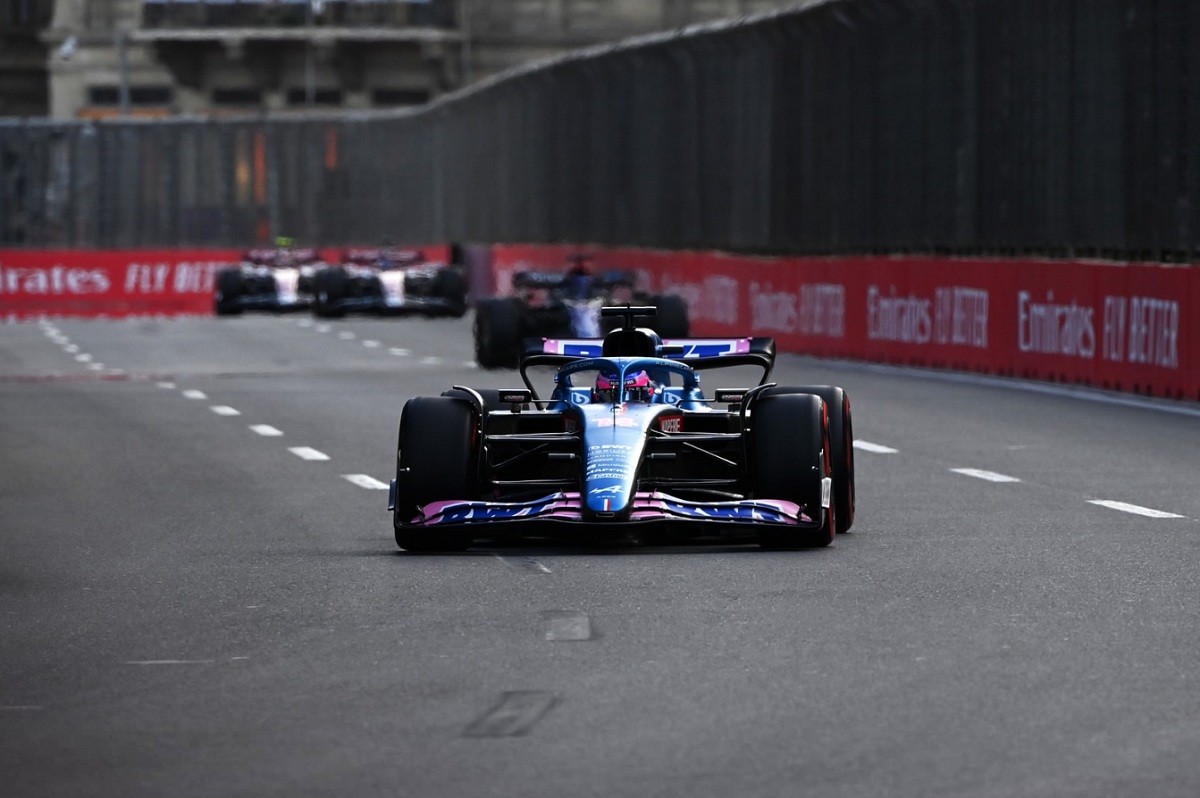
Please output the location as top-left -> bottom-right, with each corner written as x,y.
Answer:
391,305 -> 855,552
213,247 -> 323,315
311,247 -> 467,318
473,259 -> 689,368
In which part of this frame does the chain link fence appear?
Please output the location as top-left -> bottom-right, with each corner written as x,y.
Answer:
4,0 -> 1200,261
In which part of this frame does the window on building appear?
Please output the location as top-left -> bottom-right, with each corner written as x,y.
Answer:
285,88 -> 343,107
372,88 -> 430,107
212,88 -> 263,107
88,86 -> 173,106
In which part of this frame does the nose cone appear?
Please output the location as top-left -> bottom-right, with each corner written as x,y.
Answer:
578,404 -> 657,520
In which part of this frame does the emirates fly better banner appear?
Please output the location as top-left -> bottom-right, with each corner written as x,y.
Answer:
0,250 -> 242,321
491,246 -> 1199,402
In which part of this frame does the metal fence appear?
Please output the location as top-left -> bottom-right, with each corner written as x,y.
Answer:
4,0 -> 1200,262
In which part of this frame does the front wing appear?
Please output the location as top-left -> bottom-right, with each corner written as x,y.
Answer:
394,490 -> 816,529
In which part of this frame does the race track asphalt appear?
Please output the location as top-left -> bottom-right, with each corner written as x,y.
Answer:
3,312 -> 1199,798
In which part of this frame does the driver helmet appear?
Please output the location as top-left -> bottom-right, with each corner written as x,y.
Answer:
594,369 -> 655,403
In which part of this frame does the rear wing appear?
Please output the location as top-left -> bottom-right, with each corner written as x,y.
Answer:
520,336 -> 777,382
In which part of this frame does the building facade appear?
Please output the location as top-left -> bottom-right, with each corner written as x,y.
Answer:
18,0 -> 803,120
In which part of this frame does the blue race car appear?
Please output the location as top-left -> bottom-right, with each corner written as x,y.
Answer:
391,306 -> 855,551
473,256 -> 689,369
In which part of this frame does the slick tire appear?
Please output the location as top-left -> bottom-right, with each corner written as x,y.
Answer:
752,393 -> 835,549
434,268 -> 469,317
474,298 -> 522,369
315,269 -> 347,318
764,385 -> 855,533
214,270 -> 244,316
393,396 -> 476,552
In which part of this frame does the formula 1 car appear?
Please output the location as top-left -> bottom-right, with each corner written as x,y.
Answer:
391,306 -> 855,552
473,265 -> 689,369
213,247 -> 323,315
311,248 -> 467,318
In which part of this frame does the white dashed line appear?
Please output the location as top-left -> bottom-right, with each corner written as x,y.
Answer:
362,340 -> 381,348
181,389 -> 207,400
420,356 -> 442,366
210,406 -> 241,416
87,363 -> 105,371
315,324 -> 331,333
462,361 -> 478,368
75,354 -> 92,363
157,381 -> 176,389
125,660 -> 215,666
1088,500 -> 1184,519
389,348 -> 410,356
338,331 -> 356,340
289,447 -> 330,461
64,344 -> 79,353
342,474 -> 390,490
496,555 -> 552,573
951,468 -> 1021,483
249,424 -> 284,437
854,440 -> 898,454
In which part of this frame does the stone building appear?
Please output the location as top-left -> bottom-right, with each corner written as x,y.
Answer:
7,1 -> 803,120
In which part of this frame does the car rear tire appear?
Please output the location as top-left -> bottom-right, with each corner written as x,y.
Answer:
314,268 -> 347,318
752,393 -> 835,548
763,386 -> 855,533
393,396 -> 477,552
435,268 -> 468,317
214,270 -> 244,315
474,298 -> 522,369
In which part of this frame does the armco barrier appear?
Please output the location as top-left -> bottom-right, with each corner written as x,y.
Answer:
492,246 -> 1199,402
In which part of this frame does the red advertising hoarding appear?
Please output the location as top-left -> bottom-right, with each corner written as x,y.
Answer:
492,246 -> 1198,402
0,249 -> 242,321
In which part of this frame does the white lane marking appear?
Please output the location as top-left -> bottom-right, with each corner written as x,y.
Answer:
181,389 -> 207,400
338,331 -> 356,340
64,344 -> 79,353
362,340 -> 381,348
74,353 -> 92,363
249,424 -> 283,437
125,660 -> 215,666
210,406 -> 241,416
389,348 -> 410,356
289,447 -> 330,461
854,440 -> 898,454
1088,500 -> 1184,519
462,361 -> 478,368
87,363 -> 105,371
342,474 -> 390,490
420,356 -> 442,366
157,381 -> 176,389
315,324 -> 331,333
543,611 -> 592,642
495,555 -> 552,573
951,468 -> 1021,483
